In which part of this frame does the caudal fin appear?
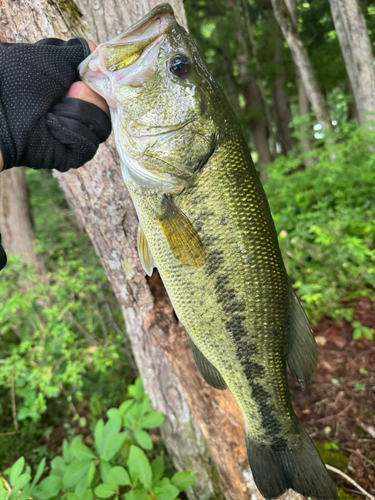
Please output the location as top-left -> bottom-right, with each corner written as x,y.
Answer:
246,426 -> 337,500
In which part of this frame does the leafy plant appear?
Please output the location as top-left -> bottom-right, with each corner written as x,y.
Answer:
266,124 -> 375,322
0,378 -> 196,500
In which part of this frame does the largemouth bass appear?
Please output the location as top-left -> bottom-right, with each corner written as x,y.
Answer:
79,5 -> 337,499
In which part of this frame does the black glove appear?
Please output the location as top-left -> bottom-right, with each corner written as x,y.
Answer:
0,38 -> 111,172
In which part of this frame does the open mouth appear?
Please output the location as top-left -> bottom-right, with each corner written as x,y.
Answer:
99,3 -> 175,72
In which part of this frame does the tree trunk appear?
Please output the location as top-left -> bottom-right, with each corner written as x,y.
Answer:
245,76 -> 272,181
329,0 -> 375,124
345,76 -> 359,122
0,2 -> 270,499
271,0 -> 333,131
284,0 -> 313,162
270,12 -> 296,154
0,168 -> 45,274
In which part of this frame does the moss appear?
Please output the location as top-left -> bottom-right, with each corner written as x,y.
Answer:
55,0 -> 82,24
314,441 -> 349,471
337,488 -> 358,500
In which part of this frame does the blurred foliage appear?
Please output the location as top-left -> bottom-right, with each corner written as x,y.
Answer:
0,171 -> 134,467
265,123 -> 375,323
0,379 -> 196,500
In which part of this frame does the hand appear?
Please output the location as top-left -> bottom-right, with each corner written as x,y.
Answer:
0,38 -> 111,172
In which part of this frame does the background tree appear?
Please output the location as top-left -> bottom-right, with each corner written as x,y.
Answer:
329,0 -> 375,124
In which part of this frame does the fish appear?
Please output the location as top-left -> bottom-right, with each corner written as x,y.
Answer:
79,5 -> 337,500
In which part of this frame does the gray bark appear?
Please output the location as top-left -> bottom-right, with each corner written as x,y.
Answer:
284,0 -> 313,162
271,0 -> 333,131
329,0 -> 375,124
0,168 -> 45,275
0,1 -> 265,499
270,13 -> 296,154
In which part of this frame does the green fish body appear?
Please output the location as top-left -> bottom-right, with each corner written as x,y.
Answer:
79,5 -> 337,499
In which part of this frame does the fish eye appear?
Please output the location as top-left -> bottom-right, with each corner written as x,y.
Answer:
169,54 -> 191,78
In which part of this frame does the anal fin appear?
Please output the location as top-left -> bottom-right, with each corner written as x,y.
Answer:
137,225 -> 155,276
157,196 -> 204,267
189,337 -> 227,390
286,286 -> 317,386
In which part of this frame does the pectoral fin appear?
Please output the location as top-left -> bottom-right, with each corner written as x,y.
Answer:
137,225 -> 155,276
157,196 -> 204,267
189,337 -> 227,390
285,287 -> 317,386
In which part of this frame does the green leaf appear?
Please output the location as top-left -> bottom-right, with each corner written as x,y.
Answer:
10,457 -> 25,487
0,482 -> 6,500
100,461 -> 111,484
31,457 -> 46,489
153,483 -> 180,500
50,456 -> 66,477
107,408 -> 121,420
83,491 -> 93,500
151,457 -> 164,483
171,471 -> 197,491
128,445 -> 152,489
62,440 -> 72,463
19,485 -> 32,500
102,415 -> 122,449
119,400 -> 134,417
125,490 -> 148,500
67,494 -> 80,500
70,441 -> 96,460
101,432 -> 128,461
13,473 -> 31,491
134,429 -> 153,450
140,412 -> 165,429
75,474 -> 89,499
87,462 -> 96,487
363,326 -> 373,340
35,475 -> 62,500
107,466 -> 131,487
94,484 -> 117,498
62,459 -> 92,488
94,419 -> 105,455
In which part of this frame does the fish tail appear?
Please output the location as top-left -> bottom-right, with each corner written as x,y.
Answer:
245,424 -> 337,500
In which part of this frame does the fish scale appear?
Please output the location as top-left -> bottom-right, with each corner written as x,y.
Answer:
79,4 -> 337,498
127,128 -> 298,443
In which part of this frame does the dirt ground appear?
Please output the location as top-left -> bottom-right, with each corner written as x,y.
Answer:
289,298 -> 375,498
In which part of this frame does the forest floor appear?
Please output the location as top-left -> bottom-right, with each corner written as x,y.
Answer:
290,297 -> 375,499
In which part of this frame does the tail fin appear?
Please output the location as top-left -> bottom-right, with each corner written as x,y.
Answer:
246,426 -> 337,500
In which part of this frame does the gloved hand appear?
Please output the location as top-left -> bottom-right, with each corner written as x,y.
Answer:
0,38 -> 111,172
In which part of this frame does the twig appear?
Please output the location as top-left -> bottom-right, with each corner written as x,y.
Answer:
10,374 -> 19,432
325,464 -> 375,500
0,431 -> 20,437
311,402 -> 353,423
67,312 -> 99,346
342,447 -> 375,468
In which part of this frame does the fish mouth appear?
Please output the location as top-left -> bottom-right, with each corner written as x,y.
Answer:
98,4 -> 176,73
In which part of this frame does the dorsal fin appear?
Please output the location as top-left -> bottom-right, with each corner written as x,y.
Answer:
156,196 -> 204,267
189,337 -> 227,390
137,225 -> 155,276
285,287 -> 317,387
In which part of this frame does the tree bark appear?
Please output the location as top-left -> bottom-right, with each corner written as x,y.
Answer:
270,12 -> 296,154
344,76 -> 359,122
0,3 -> 304,500
0,2 -> 268,499
271,0 -> 333,131
329,0 -> 375,125
0,168 -> 45,274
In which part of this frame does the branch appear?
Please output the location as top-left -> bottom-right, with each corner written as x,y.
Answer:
325,464 -> 375,500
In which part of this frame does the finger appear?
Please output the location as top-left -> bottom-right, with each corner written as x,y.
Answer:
66,81 -> 110,116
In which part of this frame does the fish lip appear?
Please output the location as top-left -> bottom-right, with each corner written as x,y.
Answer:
112,3 -> 174,41
102,3 -> 176,52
